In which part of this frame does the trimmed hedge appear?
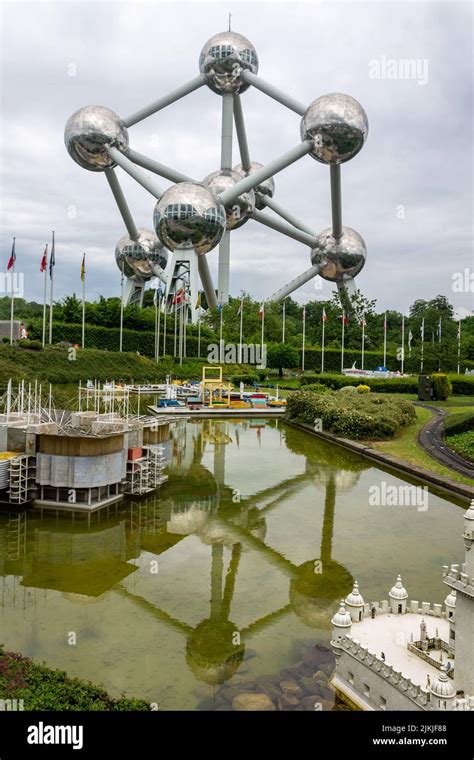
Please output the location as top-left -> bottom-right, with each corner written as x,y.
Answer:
301,374 -> 419,394
286,389 -> 416,440
298,347 -> 474,374
431,373 -> 452,400
444,412 -> 474,436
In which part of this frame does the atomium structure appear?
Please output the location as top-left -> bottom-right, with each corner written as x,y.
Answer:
65,29 -> 369,321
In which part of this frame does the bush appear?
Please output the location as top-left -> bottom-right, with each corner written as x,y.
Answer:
431,373 -> 452,400
444,411 -> 474,436
444,431 -> 474,463
302,383 -> 331,394
17,339 -> 42,351
447,375 -> 474,396
286,389 -> 416,440
301,374 -> 419,394
231,373 -> 259,385
357,384 -> 371,394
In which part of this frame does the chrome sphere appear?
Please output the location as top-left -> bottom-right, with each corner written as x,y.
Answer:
203,169 -> 254,230
301,94 -> 368,164
310,227 -> 366,282
115,228 -> 168,280
199,31 -> 258,95
153,182 -> 226,255
233,162 -> 275,210
64,105 -> 128,172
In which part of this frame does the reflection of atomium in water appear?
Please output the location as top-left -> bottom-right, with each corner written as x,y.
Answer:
65,26 -> 369,315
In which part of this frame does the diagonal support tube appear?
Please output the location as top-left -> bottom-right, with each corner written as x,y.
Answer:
242,70 -> 306,116
106,146 -> 164,199
197,254 -> 218,309
268,265 -> 320,302
219,141 -> 311,206
260,195 -> 317,237
218,94 -> 234,303
233,94 -> 251,171
251,209 -> 317,247
104,168 -> 139,240
126,148 -> 193,184
330,164 -> 343,240
123,74 -> 207,127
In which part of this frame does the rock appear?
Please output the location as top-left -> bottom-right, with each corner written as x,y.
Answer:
243,648 -> 257,661
215,704 -> 231,711
301,644 -> 333,668
318,660 -> 335,678
277,693 -> 300,711
280,679 -> 303,698
280,666 -> 301,680
299,676 -> 320,694
232,692 -> 276,711
197,697 -> 220,711
193,684 -> 215,700
255,675 -> 282,703
314,670 -> 329,684
218,685 -> 243,704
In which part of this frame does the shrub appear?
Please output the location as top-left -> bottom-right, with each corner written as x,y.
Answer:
302,383 -> 331,395
339,385 -> 358,393
444,411 -> 474,436
18,339 -> 42,351
231,373 -> 259,385
357,384 -> 371,394
431,373 -> 452,400
286,390 -> 416,440
447,375 -> 474,396
444,431 -> 474,463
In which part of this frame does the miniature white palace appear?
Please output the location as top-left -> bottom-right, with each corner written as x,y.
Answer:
330,504 -> 474,711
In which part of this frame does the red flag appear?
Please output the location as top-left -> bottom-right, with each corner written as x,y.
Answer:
340,313 -> 349,326
40,244 -> 48,273
172,287 -> 185,305
321,307 -> 328,322
7,238 -> 16,270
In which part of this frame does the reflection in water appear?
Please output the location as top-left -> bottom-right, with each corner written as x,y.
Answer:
0,419 -> 464,708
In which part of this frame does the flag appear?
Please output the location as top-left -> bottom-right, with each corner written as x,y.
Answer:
80,253 -> 86,283
195,291 -> 201,310
302,306 -> 306,321
340,312 -> 349,326
40,244 -> 48,272
7,238 -> 16,270
457,321 -> 461,340
420,318 -> 425,340
237,298 -> 243,316
360,315 -> 366,327
321,307 -> 328,322
153,286 -> 162,305
259,302 -> 264,320
49,233 -> 55,278
437,317 -> 442,339
217,300 -> 223,312
172,287 -> 185,305
408,330 -> 413,349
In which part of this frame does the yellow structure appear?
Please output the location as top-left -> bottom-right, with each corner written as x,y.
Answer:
200,366 -> 232,408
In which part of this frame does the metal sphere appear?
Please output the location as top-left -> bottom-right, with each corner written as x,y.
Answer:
115,228 -> 168,281
153,182 -> 226,255
64,105 -> 129,172
233,162 -> 275,210
202,169 -> 254,230
310,227 -> 366,282
301,94 -> 368,164
199,31 -> 258,95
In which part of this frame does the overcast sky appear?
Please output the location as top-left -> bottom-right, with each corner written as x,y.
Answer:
1,0 -> 472,316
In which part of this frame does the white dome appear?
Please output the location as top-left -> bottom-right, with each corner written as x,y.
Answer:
444,589 -> 456,608
331,600 -> 352,628
431,669 -> 455,699
464,505 -> 474,521
345,581 -> 364,608
389,575 -> 408,600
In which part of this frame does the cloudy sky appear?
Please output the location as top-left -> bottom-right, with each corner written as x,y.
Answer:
1,0 -> 472,315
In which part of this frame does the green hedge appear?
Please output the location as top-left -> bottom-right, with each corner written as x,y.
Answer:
286,389 -> 416,440
444,412 -> 474,436
298,347 -> 474,374
300,374 -> 419,394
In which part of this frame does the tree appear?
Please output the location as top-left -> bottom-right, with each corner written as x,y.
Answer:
267,343 -> 300,377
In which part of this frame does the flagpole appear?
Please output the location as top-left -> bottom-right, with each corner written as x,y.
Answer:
438,317 -> 441,372
157,292 -> 161,362
261,304 -> 265,366
48,231 -> 55,345
361,313 -> 365,370
282,299 -> 286,344
163,301 -> 167,357
42,246 -> 48,348
198,309 -> 201,358
420,318 -> 424,374
341,309 -> 345,373
119,260 -> 124,352
174,296 -> 178,357
302,307 -> 306,372
321,308 -> 326,374
239,299 -> 243,363
401,315 -> 405,374
383,311 -> 387,368
219,303 -> 224,363
81,253 -> 86,349
154,290 -> 159,363
9,237 -> 15,344
457,321 -> 461,375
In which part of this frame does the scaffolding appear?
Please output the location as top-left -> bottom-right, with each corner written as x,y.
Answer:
6,512 -> 27,561
8,455 -> 35,504
144,445 -> 168,489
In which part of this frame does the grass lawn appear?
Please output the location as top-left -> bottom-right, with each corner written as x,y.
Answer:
370,407 -> 473,486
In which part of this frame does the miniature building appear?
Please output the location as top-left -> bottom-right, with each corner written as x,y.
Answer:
330,506 -> 474,711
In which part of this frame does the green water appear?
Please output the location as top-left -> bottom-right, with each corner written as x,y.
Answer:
0,419 -> 464,710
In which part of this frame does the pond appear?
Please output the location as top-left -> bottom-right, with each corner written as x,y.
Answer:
0,419 -> 464,710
